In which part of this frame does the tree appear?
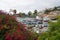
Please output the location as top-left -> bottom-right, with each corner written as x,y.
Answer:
0,11 -> 37,40
38,17 -> 60,40
22,13 -> 26,15
33,10 -> 38,16
13,9 -> 17,14
18,12 -> 22,17
44,9 -> 51,14
53,7 -> 57,11
28,11 -> 32,16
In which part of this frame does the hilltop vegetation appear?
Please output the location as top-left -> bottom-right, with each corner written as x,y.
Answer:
44,6 -> 60,14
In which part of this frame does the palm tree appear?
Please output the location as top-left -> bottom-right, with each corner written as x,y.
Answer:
33,10 -> 38,16
13,9 -> 17,14
18,12 -> 22,17
28,11 -> 32,16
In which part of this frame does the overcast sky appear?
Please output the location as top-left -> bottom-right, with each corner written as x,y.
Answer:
0,0 -> 60,13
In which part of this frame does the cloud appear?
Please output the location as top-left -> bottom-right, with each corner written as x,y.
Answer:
0,0 -> 60,13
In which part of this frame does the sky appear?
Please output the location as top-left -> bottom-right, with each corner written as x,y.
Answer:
0,0 -> 60,13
